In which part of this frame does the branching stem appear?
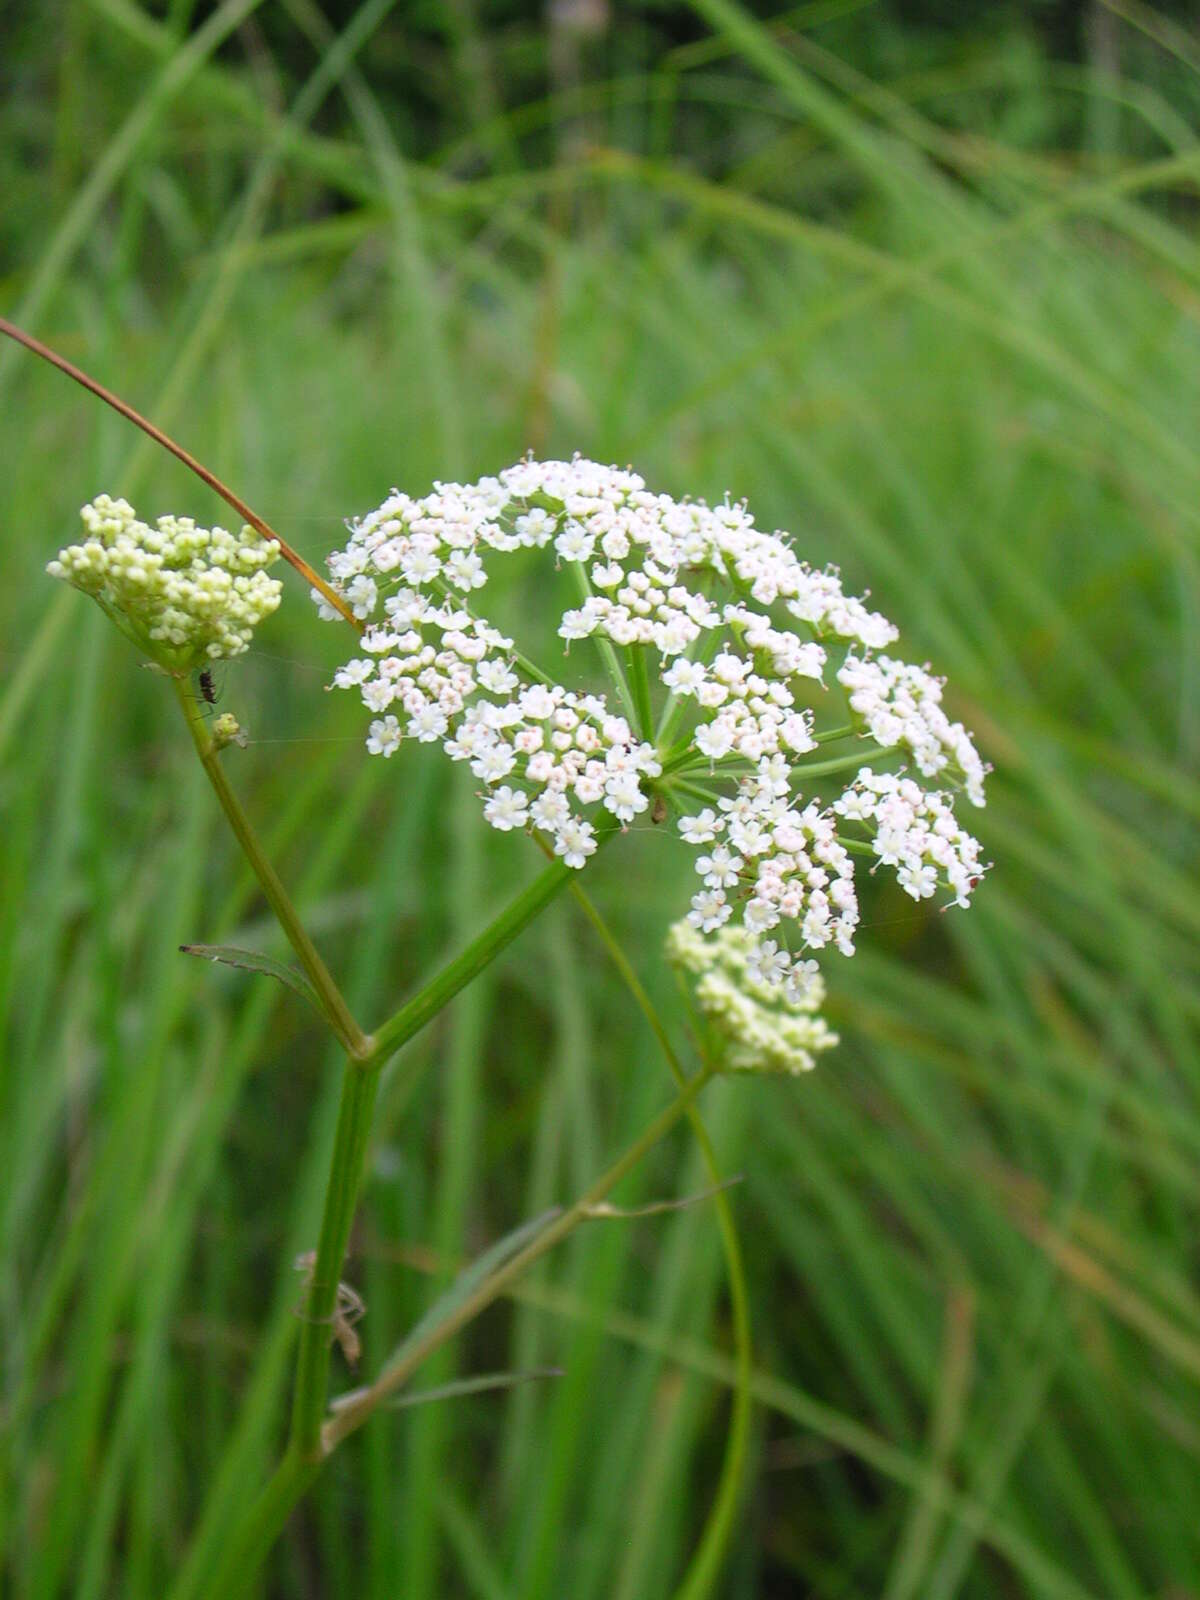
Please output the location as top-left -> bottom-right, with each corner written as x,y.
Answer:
321,1062 -> 717,1448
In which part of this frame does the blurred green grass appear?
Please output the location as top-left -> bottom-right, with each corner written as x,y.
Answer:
2,2 -> 1199,1595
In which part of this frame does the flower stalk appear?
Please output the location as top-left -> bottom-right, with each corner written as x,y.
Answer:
563,877 -> 753,1600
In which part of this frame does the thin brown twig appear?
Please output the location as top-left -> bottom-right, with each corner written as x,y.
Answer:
0,315 -> 360,631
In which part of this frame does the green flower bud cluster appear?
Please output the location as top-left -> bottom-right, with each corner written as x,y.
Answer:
47,495 -> 282,669
666,920 -> 838,1076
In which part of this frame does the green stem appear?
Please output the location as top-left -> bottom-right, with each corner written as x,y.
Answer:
564,881 -> 752,1600
172,677 -> 370,1057
670,777 -> 724,808
322,1061 -> 718,1448
369,823 -> 616,1061
789,748 -> 876,781
627,644 -> 655,744
289,1057 -> 383,1458
668,745 -> 887,785
288,821 -> 621,1461
289,829 -> 619,1453
655,620 -> 727,751
568,562 -> 639,728
659,737 -> 699,777
173,1448 -> 319,1600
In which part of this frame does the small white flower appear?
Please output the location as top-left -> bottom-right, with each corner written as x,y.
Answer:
688,889 -> 732,933
554,817 -> 597,869
333,659 -> 374,688
695,720 -> 734,760
366,716 -> 402,757
531,791 -> 571,831
662,658 -> 707,695
345,575 -> 378,619
445,550 -> 487,590
515,508 -> 556,545
477,659 -> 519,695
472,742 -> 517,783
362,678 -> 396,713
483,785 -> 529,832
603,772 -> 649,823
408,705 -> 449,742
679,809 -> 721,845
695,843 -> 743,889
554,521 -> 595,562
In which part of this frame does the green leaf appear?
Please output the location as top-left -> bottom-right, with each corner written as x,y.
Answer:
178,943 -> 322,1015
336,1367 -> 564,1415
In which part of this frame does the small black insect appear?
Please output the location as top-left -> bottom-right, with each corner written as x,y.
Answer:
198,668 -> 217,706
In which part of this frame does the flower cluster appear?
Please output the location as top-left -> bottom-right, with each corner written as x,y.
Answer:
47,496 -> 282,669
834,768 -> 987,905
318,456 -> 989,1009
331,604 -> 661,869
666,920 -> 837,1075
837,654 -> 986,806
677,767 -> 859,960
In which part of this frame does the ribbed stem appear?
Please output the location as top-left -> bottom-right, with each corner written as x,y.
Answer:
288,1058 -> 382,1459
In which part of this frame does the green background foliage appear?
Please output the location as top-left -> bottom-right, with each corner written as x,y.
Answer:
2,2 -> 1198,1594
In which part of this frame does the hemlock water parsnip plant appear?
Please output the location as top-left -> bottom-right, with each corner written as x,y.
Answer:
37,328 -> 991,1594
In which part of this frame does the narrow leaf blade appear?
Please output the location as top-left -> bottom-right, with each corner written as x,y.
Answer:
179,943 -> 321,1014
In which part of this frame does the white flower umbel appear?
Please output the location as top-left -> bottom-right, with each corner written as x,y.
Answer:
319,457 -> 991,999
666,920 -> 838,1076
48,495 -> 282,669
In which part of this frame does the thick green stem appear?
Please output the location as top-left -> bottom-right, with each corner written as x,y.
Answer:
173,1448 -> 319,1600
290,832 -> 622,1460
191,1062 -> 715,1599
172,678 -> 370,1058
289,1057 -> 383,1459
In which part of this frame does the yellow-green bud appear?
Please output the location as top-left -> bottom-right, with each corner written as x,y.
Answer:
47,495 -> 282,671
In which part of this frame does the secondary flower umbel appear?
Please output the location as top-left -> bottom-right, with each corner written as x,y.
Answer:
48,494 -> 282,670
666,920 -> 838,1075
318,457 -> 991,1002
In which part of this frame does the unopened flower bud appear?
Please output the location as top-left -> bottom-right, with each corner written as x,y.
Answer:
48,495 -> 282,671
